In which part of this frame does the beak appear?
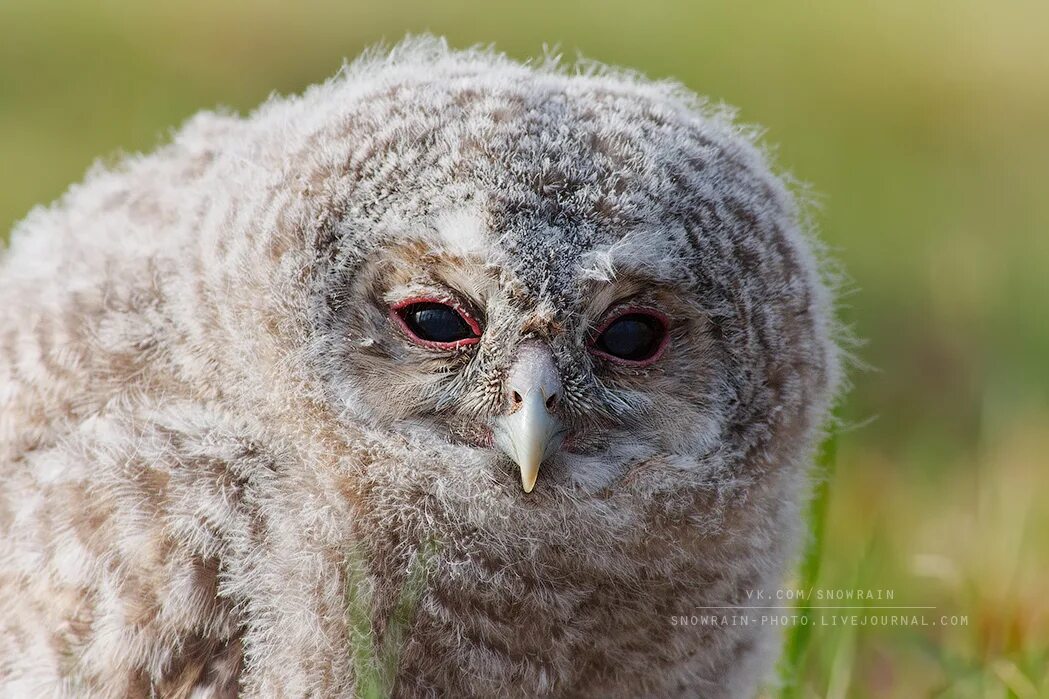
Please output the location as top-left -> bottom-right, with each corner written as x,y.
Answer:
492,344 -> 565,493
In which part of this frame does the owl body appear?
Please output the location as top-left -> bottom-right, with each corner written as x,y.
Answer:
0,40 -> 840,697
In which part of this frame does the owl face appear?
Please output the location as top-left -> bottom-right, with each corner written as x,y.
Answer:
321,209 -> 723,495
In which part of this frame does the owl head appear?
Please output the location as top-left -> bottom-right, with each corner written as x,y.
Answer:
248,39 -> 846,504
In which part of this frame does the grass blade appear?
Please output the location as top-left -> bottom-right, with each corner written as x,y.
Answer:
779,425 -> 839,698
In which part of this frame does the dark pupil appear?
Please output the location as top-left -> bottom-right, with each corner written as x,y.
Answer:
597,314 -> 662,361
403,303 -> 473,343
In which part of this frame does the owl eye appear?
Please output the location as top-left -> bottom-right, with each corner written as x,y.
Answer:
590,309 -> 669,366
391,299 -> 482,349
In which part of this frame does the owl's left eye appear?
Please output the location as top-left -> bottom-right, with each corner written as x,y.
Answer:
390,299 -> 482,349
589,308 -> 670,367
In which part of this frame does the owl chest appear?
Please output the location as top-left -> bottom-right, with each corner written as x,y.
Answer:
393,556 -> 732,697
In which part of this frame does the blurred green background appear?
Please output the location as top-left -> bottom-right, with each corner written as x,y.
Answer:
2,1 -> 1046,695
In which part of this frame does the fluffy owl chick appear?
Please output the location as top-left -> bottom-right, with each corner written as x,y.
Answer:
0,38 -> 841,698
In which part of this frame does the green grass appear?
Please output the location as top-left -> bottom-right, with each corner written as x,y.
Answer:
345,542 -> 434,698
3,1 -> 1047,695
779,426 -> 840,698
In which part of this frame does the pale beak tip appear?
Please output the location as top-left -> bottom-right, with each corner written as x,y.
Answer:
520,464 -> 540,493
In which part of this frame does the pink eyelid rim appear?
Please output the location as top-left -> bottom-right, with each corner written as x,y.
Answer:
588,306 -> 671,367
389,296 -> 483,350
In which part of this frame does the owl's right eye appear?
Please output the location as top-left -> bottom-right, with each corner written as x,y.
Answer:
390,299 -> 482,350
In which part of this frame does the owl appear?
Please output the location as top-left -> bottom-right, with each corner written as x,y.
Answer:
0,38 -> 841,698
